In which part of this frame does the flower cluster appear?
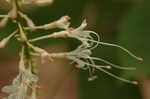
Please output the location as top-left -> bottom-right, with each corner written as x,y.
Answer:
0,0 -> 143,99
28,19 -> 143,84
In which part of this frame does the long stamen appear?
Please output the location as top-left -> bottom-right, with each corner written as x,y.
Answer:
92,65 -> 138,85
86,57 -> 136,70
88,58 -> 98,73
80,58 -> 137,84
80,59 -> 112,69
83,38 -> 143,61
88,57 -> 112,70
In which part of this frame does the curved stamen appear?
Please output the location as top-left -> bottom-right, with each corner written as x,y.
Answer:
84,31 -> 100,50
82,38 -> 143,61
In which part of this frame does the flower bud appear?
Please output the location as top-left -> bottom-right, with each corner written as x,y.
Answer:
43,16 -> 70,30
0,38 -> 9,48
8,0 -> 17,19
33,0 -> 53,6
56,16 -> 71,29
0,17 -> 9,29
0,31 -> 16,48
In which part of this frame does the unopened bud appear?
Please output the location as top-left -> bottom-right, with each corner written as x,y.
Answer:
9,1 -> 17,19
0,37 -> 10,48
56,16 -> 70,29
43,16 -> 70,30
0,17 -> 9,29
0,31 -> 16,48
34,0 -> 53,6
18,23 -> 27,42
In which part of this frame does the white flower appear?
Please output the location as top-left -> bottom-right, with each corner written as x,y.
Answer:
2,47 -> 38,99
66,45 -> 138,84
67,45 -> 135,70
67,45 -> 108,69
67,20 -> 143,61
2,73 -> 28,99
73,22 -> 142,61
29,19 -> 143,62
68,20 -> 100,49
2,83 -> 28,99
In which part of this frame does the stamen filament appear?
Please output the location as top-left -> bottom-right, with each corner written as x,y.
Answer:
93,65 -> 137,85
85,31 -> 100,50
83,38 -> 143,61
87,57 -> 136,70
83,61 -> 112,69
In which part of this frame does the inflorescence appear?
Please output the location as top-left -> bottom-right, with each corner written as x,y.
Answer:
0,0 -> 143,99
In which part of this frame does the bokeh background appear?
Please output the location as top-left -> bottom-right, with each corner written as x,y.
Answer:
0,0 -> 150,99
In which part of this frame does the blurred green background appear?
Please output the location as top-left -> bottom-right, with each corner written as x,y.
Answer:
0,0 -> 150,99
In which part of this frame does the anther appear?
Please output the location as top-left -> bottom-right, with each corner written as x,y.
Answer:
88,75 -> 98,81
137,58 -> 144,62
131,81 -> 138,85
